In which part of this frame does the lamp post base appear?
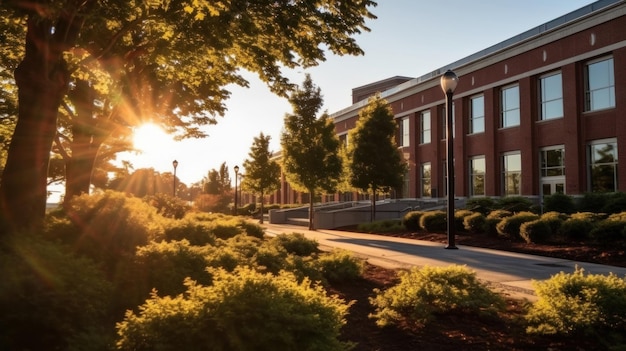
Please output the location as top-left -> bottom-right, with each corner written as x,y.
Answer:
445,245 -> 459,250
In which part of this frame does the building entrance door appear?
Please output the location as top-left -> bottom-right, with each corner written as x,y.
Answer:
540,177 -> 565,196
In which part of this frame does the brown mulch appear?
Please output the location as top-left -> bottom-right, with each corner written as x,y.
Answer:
327,230 -> 625,351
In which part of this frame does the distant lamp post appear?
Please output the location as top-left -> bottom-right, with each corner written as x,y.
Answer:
234,165 -> 240,215
441,70 -> 459,250
172,160 -> 178,197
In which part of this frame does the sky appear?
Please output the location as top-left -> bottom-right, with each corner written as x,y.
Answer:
57,0 -> 598,200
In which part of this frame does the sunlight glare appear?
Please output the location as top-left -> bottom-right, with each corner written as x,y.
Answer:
133,123 -> 170,152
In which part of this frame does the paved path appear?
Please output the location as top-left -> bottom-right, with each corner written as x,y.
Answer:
262,223 -> 626,301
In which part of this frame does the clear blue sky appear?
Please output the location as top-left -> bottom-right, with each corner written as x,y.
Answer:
121,0 -> 597,187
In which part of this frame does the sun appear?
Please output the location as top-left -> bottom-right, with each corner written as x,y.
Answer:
133,123 -> 170,152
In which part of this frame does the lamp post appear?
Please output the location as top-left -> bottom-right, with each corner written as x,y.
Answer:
440,70 -> 459,250
172,160 -> 178,197
234,165 -> 239,215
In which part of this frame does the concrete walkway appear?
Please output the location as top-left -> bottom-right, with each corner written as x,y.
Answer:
262,223 -> 626,301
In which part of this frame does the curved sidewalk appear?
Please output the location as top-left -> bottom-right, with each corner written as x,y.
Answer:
262,223 -> 626,301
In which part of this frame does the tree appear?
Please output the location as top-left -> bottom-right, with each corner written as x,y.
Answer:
346,94 -> 407,222
242,133 -> 281,223
281,75 -> 342,230
203,162 -> 231,195
0,0 -> 376,232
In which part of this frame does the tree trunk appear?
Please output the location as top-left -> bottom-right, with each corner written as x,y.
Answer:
370,186 -> 377,222
259,190 -> 265,224
308,191 -> 315,230
65,80 -> 100,200
0,18 -> 70,231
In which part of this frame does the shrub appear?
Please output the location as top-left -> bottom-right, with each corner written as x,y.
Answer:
485,210 -> 512,237
238,220 -> 265,239
543,193 -> 576,214
589,219 -> 626,248
420,211 -> 447,233
116,268 -> 352,351
463,212 -> 486,233
520,219 -> 552,244
207,218 -> 243,239
270,232 -> 319,256
465,197 -> 496,215
602,192 -> 626,214
454,210 -> 473,232
193,193 -> 232,214
496,211 -> 539,240
315,249 -> 365,283
526,268 -> 626,338
0,232 -> 113,351
357,219 -> 404,234
578,192 -> 609,213
539,211 -> 566,234
162,218 -> 216,246
402,211 -> 424,231
495,196 -> 534,212
557,218 -> 595,241
370,265 -> 504,327
143,193 -> 191,219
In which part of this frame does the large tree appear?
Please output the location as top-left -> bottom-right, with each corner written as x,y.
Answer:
241,132 -> 281,224
281,75 -> 342,230
0,0 -> 376,231
346,94 -> 407,222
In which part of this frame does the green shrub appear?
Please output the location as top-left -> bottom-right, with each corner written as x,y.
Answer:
208,218 -> 243,239
0,232 -> 113,351
402,211 -> 424,231
315,249 -> 365,283
495,196 -> 534,212
526,268 -> 626,338
465,197 -> 496,215
539,211 -> 566,234
454,210 -> 473,232
420,210 -> 447,232
496,211 -> 539,240
578,192 -> 609,213
370,265 -> 504,327
485,210 -> 513,237
357,219 -> 404,233
557,218 -> 594,241
116,268 -> 352,351
463,212 -> 486,233
270,232 -> 319,256
162,218 -> 216,246
238,220 -> 265,239
543,193 -> 576,214
589,219 -> 626,248
143,193 -> 191,219
602,192 -> 626,214
520,219 -> 552,244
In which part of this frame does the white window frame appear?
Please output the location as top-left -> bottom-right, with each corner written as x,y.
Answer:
502,151 -> 522,196
501,84 -> 520,128
469,156 -> 486,196
421,162 -> 431,198
585,56 -> 615,112
420,110 -> 431,144
539,72 -> 563,120
588,138 -> 618,192
469,95 -> 485,134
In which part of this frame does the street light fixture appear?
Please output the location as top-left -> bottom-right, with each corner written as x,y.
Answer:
440,70 -> 459,250
172,160 -> 178,197
234,165 -> 239,215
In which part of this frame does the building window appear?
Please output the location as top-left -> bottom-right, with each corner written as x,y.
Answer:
589,139 -> 618,192
420,110 -> 431,144
338,133 -> 348,147
421,163 -> 431,197
539,72 -> 563,120
540,147 -> 565,177
585,57 -> 615,112
469,95 -> 485,134
399,117 -> 409,147
502,152 -> 521,196
501,85 -> 520,128
469,156 -> 486,196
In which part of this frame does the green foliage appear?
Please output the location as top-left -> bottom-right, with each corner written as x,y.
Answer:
495,196 -> 534,212
463,212 -> 487,233
315,249 -> 365,283
206,218 -> 244,240
238,219 -> 266,239
116,268 -> 353,351
465,197 -> 496,215
539,211 -> 567,234
143,193 -> 191,219
557,218 -> 595,241
0,231 -> 113,351
520,219 -> 552,244
241,132 -> 281,221
589,219 -> 626,247
485,210 -> 513,237
356,219 -> 404,233
162,218 -> 216,246
496,211 -> 539,240
543,193 -> 576,214
420,210 -> 447,233
454,209 -> 473,232
270,232 -> 320,256
345,94 -> 407,196
601,192 -> 626,214
526,268 -> 626,338
193,193 -> 232,214
370,265 -> 504,327
402,210 -> 424,231
578,192 -> 610,213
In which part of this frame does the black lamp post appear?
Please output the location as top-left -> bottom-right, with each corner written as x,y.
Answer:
172,160 -> 178,197
234,165 -> 239,215
440,70 -> 459,250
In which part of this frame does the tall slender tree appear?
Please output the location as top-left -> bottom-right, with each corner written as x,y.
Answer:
0,0 -> 376,232
242,133 -> 281,224
281,75 -> 342,230
346,94 -> 407,222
